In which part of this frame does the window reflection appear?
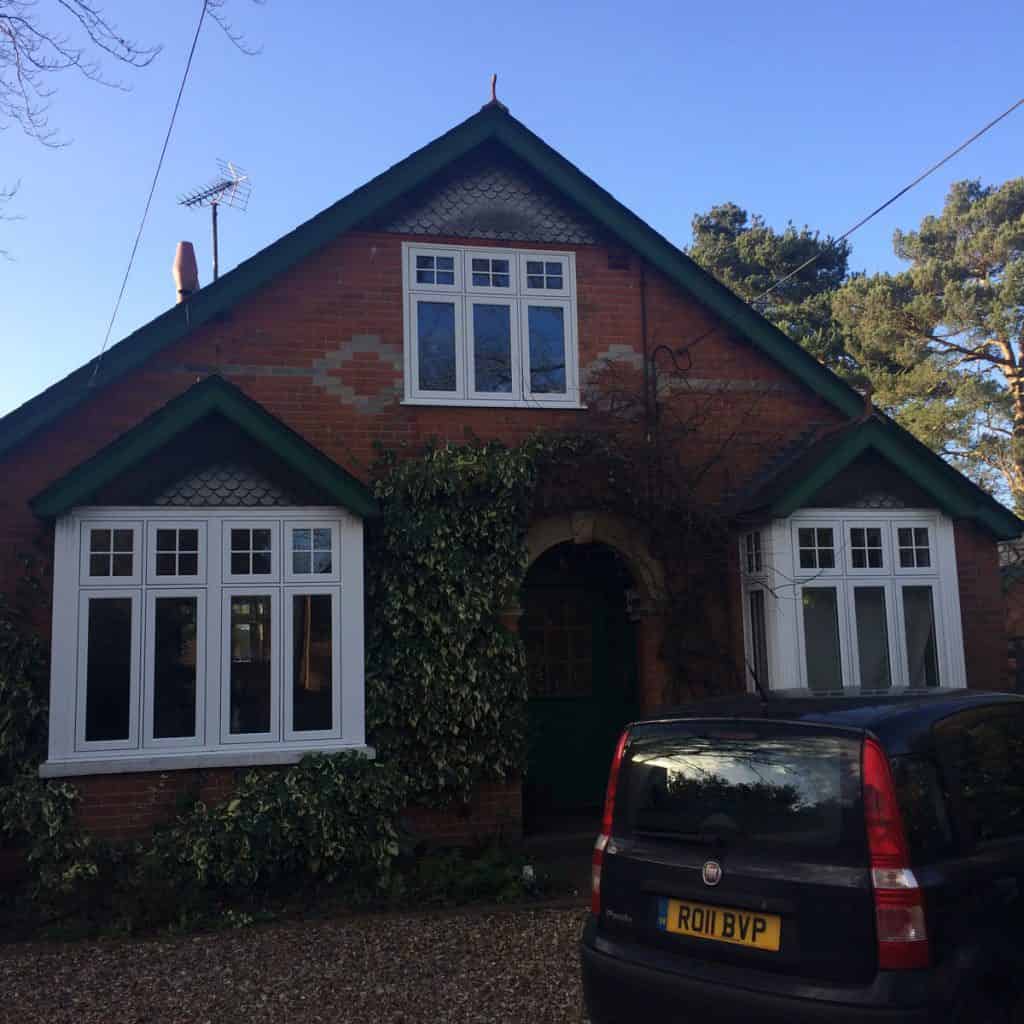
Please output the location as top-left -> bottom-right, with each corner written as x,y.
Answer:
85,597 -> 132,741
153,596 -> 198,739
229,595 -> 272,734
292,594 -> 333,732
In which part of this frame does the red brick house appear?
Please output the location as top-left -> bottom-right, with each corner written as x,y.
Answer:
0,100 -> 1018,839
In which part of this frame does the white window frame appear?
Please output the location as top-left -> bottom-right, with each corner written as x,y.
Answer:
521,296 -> 578,405
284,521 -> 341,583
43,507 -> 370,778
466,298 -> 521,403
794,581 -> 854,694
283,586 -> 343,742
844,579 -> 902,690
845,520 -> 890,575
740,508 -> 966,694
143,588 -> 206,748
408,293 -> 466,400
223,520 -> 281,583
75,588 -> 143,751
792,521 -> 843,576
221,587 -> 281,744
893,520 -> 936,575
402,241 -> 581,409
80,520 -> 142,586
146,520 -> 207,585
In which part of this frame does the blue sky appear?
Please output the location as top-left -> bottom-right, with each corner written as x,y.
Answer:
1,0 -> 1021,415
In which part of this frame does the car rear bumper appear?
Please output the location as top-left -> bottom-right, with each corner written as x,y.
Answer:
581,926 -> 932,1024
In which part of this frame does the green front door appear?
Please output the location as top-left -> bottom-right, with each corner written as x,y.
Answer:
522,555 -> 639,823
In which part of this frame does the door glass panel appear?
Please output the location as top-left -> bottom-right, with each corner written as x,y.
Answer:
472,304 -> 512,393
292,594 -> 333,732
417,301 -> 457,392
527,306 -> 566,394
153,596 -> 198,739
748,590 -> 770,688
853,587 -> 891,689
802,588 -> 843,692
903,586 -> 939,687
85,597 -> 132,741
229,596 -> 273,734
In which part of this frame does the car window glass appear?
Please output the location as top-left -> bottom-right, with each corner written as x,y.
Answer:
889,755 -> 954,862
935,706 -> 1024,846
620,725 -> 863,859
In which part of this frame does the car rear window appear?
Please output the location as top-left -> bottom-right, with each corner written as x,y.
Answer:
619,722 -> 864,856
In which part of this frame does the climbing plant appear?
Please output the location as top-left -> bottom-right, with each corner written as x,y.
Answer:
365,440 -> 540,802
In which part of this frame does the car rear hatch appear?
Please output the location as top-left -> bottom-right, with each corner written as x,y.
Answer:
598,718 -> 877,985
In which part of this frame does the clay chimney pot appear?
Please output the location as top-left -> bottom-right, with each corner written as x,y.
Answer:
172,241 -> 199,303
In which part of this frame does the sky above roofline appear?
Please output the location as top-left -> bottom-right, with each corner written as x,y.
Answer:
2,0 -> 1021,418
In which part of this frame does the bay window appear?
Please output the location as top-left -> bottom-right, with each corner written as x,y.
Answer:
43,507 -> 366,776
740,510 -> 965,693
402,242 -> 580,407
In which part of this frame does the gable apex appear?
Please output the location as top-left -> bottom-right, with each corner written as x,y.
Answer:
1,103 -> 1018,539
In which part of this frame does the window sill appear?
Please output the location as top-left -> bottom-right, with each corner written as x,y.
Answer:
401,397 -> 585,410
39,742 -> 375,778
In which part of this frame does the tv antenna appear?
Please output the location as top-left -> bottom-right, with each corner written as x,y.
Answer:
179,160 -> 252,281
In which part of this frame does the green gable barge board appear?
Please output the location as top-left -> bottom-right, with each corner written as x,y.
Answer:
2,103 -> 1016,538
31,376 -> 377,520
741,418 -> 1020,541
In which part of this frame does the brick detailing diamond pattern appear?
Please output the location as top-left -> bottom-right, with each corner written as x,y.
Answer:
311,334 -> 402,413
372,154 -> 601,244
153,462 -> 297,507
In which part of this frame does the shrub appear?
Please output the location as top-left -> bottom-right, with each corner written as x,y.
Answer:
144,753 -> 408,894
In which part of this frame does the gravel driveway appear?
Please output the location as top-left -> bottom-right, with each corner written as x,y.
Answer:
0,906 -> 588,1024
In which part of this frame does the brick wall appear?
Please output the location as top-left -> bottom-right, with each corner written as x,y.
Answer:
400,780 -> 523,845
955,519 -> 1012,691
0,227 -> 1010,838
73,768 -> 238,841
71,768 -> 521,845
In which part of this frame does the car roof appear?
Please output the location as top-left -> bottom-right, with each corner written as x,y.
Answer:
635,689 -> 1024,756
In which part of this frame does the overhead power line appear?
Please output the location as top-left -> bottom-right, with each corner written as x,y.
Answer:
752,96 -> 1024,307
89,0 -> 210,386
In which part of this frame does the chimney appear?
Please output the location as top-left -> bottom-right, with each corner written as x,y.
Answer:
172,241 -> 199,303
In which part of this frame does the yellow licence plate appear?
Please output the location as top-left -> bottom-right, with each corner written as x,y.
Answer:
658,897 -> 781,951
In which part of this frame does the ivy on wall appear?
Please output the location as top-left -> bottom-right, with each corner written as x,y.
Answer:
365,440 -> 541,802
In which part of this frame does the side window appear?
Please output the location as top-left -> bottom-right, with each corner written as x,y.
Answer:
935,706 -> 1024,846
889,755 -> 954,862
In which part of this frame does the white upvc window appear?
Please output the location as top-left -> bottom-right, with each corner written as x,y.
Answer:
43,507 -> 369,778
402,242 -> 581,408
740,509 -> 966,694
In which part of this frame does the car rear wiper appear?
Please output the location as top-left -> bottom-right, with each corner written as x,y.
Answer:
634,828 -> 739,847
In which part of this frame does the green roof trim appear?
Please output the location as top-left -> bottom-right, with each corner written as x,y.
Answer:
30,376 -> 377,519
3,102 -> 1017,537
763,419 -> 1020,540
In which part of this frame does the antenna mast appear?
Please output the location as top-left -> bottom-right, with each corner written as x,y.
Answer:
178,160 -> 252,281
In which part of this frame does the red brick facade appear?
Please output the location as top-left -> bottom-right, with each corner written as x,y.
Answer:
0,192 -> 1012,841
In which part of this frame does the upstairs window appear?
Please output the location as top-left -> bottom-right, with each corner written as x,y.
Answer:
403,243 -> 580,408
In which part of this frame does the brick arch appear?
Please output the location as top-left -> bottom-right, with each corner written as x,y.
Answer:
524,510 -> 667,603
521,510 -> 670,714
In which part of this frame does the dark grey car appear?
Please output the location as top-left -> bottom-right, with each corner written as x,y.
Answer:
581,690 -> 1024,1023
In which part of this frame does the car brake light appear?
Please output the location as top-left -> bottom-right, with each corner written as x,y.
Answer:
592,729 -> 630,915
862,737 -> 929,969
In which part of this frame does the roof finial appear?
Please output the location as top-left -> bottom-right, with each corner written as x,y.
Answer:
482,73 -> 508,112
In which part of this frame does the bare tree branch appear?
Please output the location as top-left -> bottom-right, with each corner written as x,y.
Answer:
0,1 -> 262,145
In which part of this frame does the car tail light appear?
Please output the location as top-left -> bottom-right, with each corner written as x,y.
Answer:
592,729 -> 629,915
862,737 -> 929,969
